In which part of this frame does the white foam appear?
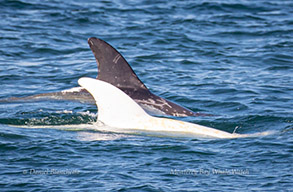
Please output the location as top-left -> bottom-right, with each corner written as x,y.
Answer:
55,110 -> 73,114
77,111 -> 97,118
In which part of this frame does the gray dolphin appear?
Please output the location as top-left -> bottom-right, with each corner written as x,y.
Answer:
2,37 -> 208,117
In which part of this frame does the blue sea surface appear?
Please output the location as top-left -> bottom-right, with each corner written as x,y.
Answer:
0,0 -> 292,191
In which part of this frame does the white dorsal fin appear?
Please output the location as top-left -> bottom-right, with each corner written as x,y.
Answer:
78,77 -> 274,139
78,77 -> 150,128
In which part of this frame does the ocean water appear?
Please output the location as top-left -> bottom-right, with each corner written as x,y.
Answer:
0,0 -> 292,191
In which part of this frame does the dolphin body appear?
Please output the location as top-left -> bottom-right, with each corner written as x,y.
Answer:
2,37 -> 205,117
78,77 -> 271,139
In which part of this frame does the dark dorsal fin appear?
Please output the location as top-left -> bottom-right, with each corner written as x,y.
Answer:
88,37 -> 147,91
87,37 -> 211,117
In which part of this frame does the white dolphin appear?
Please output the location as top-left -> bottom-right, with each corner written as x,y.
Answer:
78,77 -> 272,139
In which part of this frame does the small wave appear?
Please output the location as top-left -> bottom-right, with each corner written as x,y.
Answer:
0,130 -> 27,140
0,110 -> 97,126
